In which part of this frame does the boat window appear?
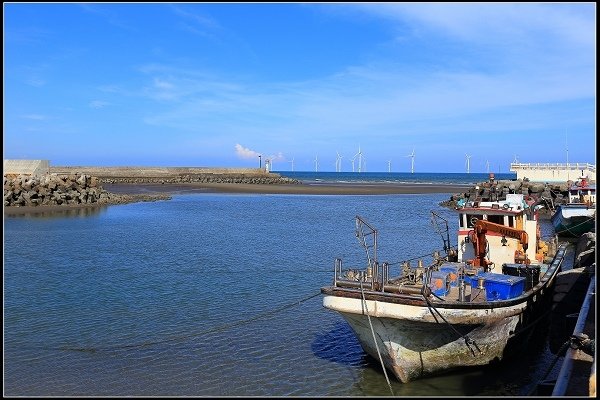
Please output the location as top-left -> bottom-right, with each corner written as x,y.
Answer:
459,214 -> 465,228
507,215 -> 514,228
466,215 -> 484,228
487,214 -> 504,225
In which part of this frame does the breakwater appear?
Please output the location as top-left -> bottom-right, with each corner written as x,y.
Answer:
440,177 -> 574,215
49,166 -> 301,185
4,167 -> 301,208
3,173 -> 171,207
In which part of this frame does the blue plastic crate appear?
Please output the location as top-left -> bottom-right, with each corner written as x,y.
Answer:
429,271 -> 450,296
476,272 -> 526,301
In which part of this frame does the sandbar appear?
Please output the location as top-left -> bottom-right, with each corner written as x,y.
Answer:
102,182 -> 471,195
4,182 -> 470,216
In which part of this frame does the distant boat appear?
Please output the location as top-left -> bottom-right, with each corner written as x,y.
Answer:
321,194 -> 567,383
551,177 -> 596,237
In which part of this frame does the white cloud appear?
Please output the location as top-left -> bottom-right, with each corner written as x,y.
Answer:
26,77 -> 46,87
20,114 -> 47,120
89,100 -> 110,109
154,78 -> 174,90
235,144 -> 261,159
123,3 -> 595,168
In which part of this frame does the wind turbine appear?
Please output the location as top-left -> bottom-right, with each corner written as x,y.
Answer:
466,154 -> 472,174
352,146 -> 363,173
314,155 -> 319,172
387,160 -> 391,173
336,151 -> 343,172
406,148 -> 415,173
486,160 -> 490,173
288,157 -> 295,172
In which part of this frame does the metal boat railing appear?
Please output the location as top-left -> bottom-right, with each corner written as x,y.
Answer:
333,242 -> 567,299
551,277 -> 596,396
333,258 -> 435,295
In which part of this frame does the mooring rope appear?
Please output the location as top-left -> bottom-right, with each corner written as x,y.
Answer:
553,215 -> 596,237
30,292 -> 322,353
506,308 -> 552,340
423,293 -> 482,356
526,339 -> 572,395
359,278 -> 395,396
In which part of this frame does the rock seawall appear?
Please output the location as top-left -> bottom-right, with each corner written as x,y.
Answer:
4,168 -> 301,208
98,174 -> 300,185
3,173 -> 170,207
440,177 -> 574,215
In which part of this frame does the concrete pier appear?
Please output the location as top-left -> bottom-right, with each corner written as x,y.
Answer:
510,163 -> 596,183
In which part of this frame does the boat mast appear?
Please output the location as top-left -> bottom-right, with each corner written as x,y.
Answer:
566,129 -> 570,181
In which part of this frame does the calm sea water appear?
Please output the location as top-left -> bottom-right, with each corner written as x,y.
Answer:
279,171 -> 516,185
4,172 -> 571,396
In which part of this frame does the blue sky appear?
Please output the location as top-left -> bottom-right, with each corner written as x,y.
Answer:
3,2 -> 596,172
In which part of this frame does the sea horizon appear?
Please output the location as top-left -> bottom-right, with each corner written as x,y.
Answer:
277,171 -> 517,185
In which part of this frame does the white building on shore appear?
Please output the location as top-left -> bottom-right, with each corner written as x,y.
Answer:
510,162 -> 596,183
3,159 -> 50,177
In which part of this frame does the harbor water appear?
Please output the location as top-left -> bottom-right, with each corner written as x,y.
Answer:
4,173 -> 573,396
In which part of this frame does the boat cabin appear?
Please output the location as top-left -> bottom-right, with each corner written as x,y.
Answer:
456,194 -> 542,270
568,178 -> 596,205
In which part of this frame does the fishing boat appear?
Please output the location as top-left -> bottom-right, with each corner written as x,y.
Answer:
551,177 -> 596,237
321,193 -> 567,383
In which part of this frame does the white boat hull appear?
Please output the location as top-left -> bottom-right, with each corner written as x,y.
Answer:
323,293 -> 542,383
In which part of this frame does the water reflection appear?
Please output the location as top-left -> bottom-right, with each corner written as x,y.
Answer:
311,322 -> 368,368
4,205 -> 107,219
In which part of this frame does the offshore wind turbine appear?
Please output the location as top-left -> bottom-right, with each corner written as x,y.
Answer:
387,160 -> 391,173
486,160 -> 490,173
465,154 -> 472,174
352,146 -> 363,173
335,151 -> 343,172
314,155 -> 319,172
288,157 -> 295,172
406,148 -> 415,173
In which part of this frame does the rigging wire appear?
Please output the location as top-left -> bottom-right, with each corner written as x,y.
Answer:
359,278 -> 395,396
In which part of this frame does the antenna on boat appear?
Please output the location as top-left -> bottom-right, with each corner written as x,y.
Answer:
431,211 -> 454,257
566,129 -> 570,181
355,216 -> 377,269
